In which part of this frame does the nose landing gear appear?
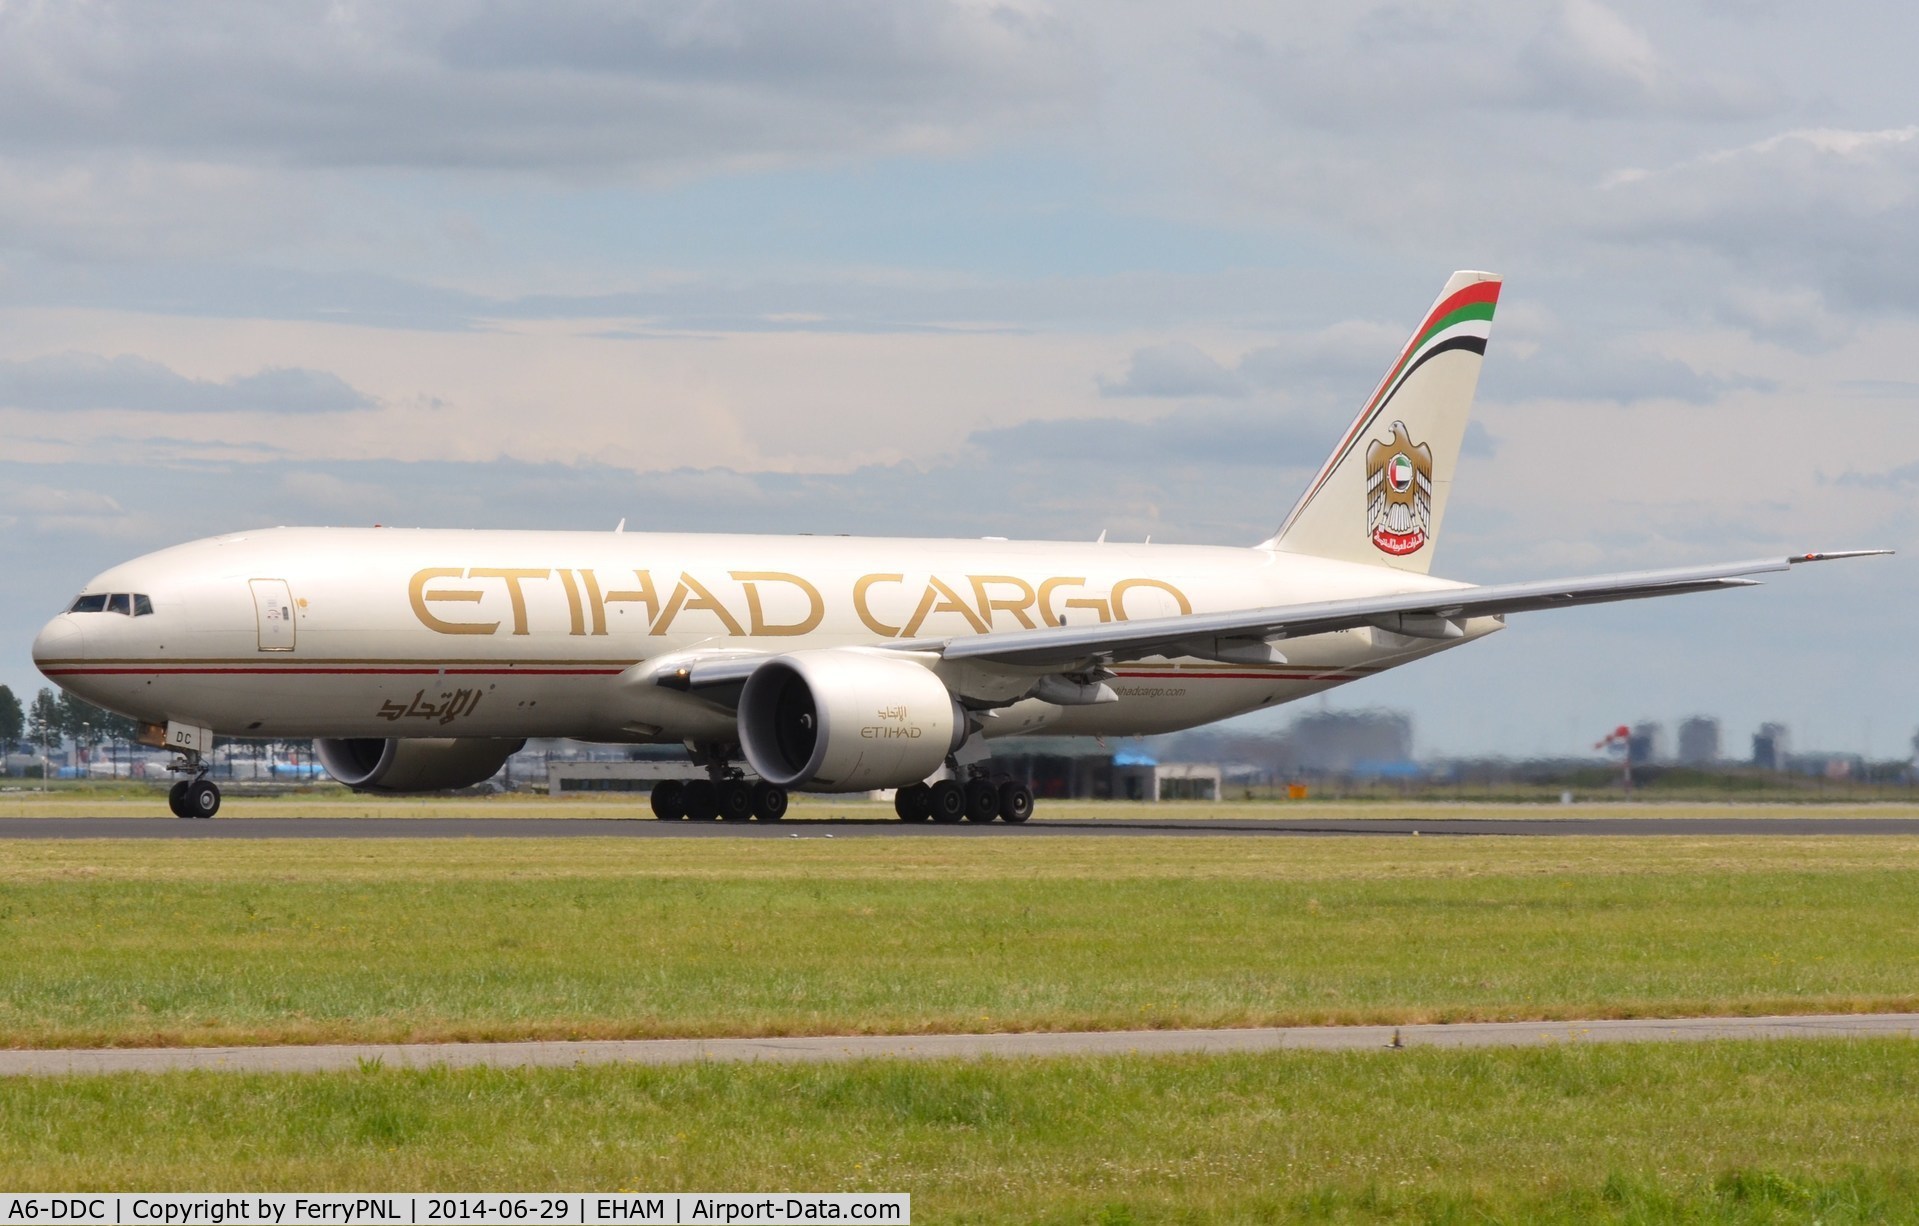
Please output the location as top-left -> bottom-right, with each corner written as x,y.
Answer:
166,755 -> 221,819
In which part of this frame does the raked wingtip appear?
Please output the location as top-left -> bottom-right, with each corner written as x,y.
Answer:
1787,549 -> 1895,563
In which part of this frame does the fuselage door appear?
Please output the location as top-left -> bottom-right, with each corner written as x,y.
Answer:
249,578 -> 297,652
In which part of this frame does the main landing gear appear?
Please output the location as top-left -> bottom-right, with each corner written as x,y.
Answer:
652,778 -> 787,822
650,744 -> 787,822
894,774 -> 1033,825
166,753 -> 221,819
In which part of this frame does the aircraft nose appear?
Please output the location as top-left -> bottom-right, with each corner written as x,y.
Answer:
32,616 -> 84,674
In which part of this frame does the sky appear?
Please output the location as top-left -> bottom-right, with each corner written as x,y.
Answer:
1,0 -> 1914,760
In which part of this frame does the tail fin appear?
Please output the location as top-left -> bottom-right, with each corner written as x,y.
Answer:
1259,270 -> 1500,573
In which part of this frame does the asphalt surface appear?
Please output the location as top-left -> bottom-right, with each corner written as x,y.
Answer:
4,815 -> 1919,838
3,1013 -> 1914,1077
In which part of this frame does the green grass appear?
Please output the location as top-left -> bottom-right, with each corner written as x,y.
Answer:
3,837 -> 1918,1047
2,1040 -> 1918,1221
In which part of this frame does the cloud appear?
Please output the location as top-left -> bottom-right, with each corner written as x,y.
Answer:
0,1 -> 1085,178
0,0 -> 1853,360
1098,321 -> 1407,401
0,157 -> 310,264
1513,0 -> 1765,119
1706,285 -> 1853,353
1097,341 -> 1245,398
1235,321 -> 1409,393
1830,460 -> 1919,491
1460,421 -> 1497,459
0,485 -> 126,517
0,483 -> 141,542
0,354 -> 376,414
1205,0 -> 1768,135
1093,308 -> 1740,411
278,471 -> 406,519
984,379 -> 1500,467
1482,338 -> 1769,404
970,403 -> 1334,468
1597,126 -> 1919,315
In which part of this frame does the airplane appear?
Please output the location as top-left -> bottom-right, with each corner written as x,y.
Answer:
30,271 -> 1887,820
268,756 -> 328,780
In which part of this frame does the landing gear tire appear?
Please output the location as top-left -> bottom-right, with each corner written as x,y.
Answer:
998,781 -> 1034,824
894,783 -> 932,822
650,780 -> 685,820
963,778 -> 1000,823
717,781 -> 754,822
928,780 -> 967,824
168,781 -> 192,819
185,780 -> 221,819
682,779 -> 720,821
751,782 -> 788,821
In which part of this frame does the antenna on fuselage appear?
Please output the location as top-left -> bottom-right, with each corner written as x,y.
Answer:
614,518 -> 626,533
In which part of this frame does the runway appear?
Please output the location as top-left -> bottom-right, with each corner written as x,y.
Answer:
3,815 -> 1919,838
3,1012 -> 1914,1077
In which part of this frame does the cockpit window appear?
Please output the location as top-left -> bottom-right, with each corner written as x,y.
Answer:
67,592 -> 153,615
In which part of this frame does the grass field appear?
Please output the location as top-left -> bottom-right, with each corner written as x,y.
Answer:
2,1040 -> 1917,1221
6,819 -> 1918,1218
3,835 -> 1918,1048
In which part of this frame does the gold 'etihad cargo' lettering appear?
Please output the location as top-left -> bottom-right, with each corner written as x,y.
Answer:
409,568 -> 498,636
407,568 -> 1189,639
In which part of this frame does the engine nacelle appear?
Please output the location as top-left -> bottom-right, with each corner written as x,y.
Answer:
738,650 -> 965,791
314,737 -> 526,794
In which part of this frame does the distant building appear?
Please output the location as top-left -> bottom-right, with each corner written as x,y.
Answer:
547,759 -> 695,795
1155,763 -> 1223,801
1676,716 -> 1721,765
1752,722 -> 1790,771
1628,722 -> 1663,765
1282,710 -> 1414,774
984,745 -> 1219,801
532,738 -> 1224,803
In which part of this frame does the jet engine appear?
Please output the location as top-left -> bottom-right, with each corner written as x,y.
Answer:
314,737 -> 526,794
738,650 -> 965,791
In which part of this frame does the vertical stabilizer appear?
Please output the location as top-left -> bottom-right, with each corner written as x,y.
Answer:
1260,270 -> 1500,573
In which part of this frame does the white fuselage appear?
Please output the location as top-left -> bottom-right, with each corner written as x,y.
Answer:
32,527 -> 1501,744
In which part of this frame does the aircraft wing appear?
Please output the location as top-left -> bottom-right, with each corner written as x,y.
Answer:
660,552 -> 1885,698
893,551 -> 1888,672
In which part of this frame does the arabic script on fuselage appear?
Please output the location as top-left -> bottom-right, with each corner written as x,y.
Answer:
377,687 -> 485,725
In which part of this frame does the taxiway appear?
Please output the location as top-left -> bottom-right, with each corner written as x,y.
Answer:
3,1012 -> 1915,1077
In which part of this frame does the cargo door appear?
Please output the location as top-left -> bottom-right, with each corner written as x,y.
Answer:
250,578 -> 297,652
